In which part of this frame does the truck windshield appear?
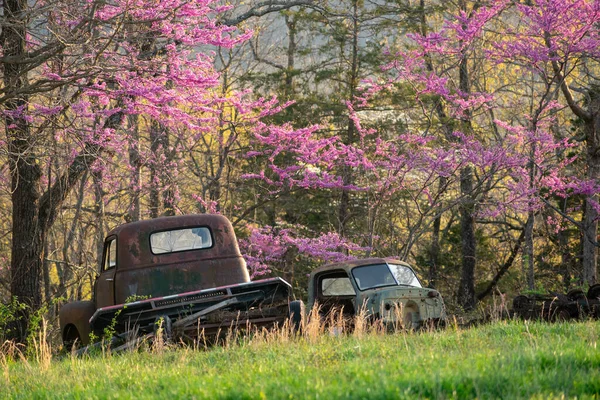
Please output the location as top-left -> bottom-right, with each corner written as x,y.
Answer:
351,263 -> 421,290
388,264 -> 422,287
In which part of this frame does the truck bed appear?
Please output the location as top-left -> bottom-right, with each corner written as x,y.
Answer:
90,277 -> 292,339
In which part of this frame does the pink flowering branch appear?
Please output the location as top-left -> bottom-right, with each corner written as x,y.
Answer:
240,225 -> 369,278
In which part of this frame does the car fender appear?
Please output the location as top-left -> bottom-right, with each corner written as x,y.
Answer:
59,301 -> 96,346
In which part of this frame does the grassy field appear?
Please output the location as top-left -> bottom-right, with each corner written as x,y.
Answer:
2,320 -> 599,399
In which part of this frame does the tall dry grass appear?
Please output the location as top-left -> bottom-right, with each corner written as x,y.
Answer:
30,318 -> 52,371
0,303 -> 444,367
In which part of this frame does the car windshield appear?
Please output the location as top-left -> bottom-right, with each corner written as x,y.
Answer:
351,263 -> 422,290
388,264 -> 422,287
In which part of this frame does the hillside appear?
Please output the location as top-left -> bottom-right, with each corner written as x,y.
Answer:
3,320 -> 599,399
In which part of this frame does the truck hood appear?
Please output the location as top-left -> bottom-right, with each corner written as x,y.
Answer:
359,285 -> 437,300
357,286 -> 446,322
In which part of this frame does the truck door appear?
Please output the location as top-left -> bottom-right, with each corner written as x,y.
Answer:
317,270 -> 357,317
96,237 -> 117,308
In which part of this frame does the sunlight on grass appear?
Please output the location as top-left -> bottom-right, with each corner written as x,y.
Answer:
2,319 -> 599,399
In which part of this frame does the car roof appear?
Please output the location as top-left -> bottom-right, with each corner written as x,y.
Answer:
106,214 -> 242,269
106,214 -> 231,237
309,257 -> 412,277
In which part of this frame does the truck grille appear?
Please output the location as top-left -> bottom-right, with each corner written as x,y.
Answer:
155,290 -> 227,307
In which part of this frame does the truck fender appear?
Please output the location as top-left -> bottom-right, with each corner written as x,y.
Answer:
59,301 -> 96,347
288,300 -> 305,332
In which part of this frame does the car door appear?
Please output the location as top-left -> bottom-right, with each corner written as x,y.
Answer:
317,270 -> 357,316
95,237 -> 117,308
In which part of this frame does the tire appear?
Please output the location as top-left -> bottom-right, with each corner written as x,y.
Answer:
567,289 -> 586,302
288,300 -> 305,333
552,307 -> 571,322
63,324 -> 81,350
512,295 -> 530,311
587,284 -> 600,301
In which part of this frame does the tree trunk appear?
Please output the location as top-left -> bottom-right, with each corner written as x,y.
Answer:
128,114 -> 142,222
456,10 -> 477,309
149,120 -> 165,218
458,165 -> 476,309
42,241 -> 51,307
557,197 -> 573,291
582,116 -> 600,285
284,14 -> 297,98
420,0 -> 451,290
338,0 -> 359,240
428,177 -> 446,289
428,211 -> 441,289
93,170 -> 106,272
2,0 -> 43,342
523,212 -> 535,290
59,172 -> 88,300
477,227 -> 526,301
547,34 -> 599,286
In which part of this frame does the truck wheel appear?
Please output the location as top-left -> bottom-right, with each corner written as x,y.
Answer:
512,295 -> 530,311
587,284 -> 600,301
63,324 -> 81,350
288,300 -> 305,333
552,307 -> 571,322
567,289 -> 586,301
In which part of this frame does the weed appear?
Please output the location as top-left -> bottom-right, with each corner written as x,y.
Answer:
152,318 -> 166,354
304,303 -> 324,342
0,298 -> 27,342
30,318 -> 51,371
353,303 -> 368,338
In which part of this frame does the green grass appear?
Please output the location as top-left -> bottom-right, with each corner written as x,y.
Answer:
2,320 -> 600,399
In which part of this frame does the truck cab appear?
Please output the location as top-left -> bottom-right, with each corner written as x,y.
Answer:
94,214 -> 249,307
308,258 -> 446,329
59,214 -> 289,347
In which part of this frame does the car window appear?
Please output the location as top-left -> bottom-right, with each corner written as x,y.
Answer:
388,264 -> 422,287
321,277 -> 356,296
352,263 -> 397,290
103,238 -> 116,271
150,227 -> 213,254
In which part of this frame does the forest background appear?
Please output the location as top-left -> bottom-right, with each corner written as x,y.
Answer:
1,0 -> 600,343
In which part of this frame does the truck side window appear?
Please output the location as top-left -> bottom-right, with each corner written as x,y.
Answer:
103,239 -> 116,271
321,277 -> 356,296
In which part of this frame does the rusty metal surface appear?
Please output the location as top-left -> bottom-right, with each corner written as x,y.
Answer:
59,301 -> 96,346
512,286 -> 600,320
90,277 -> 292,340
100,214 -> 250,305
63,215 -> 297,348
177,315 -> 289,339
96,267 -> 116,308
308,258 -> 447,328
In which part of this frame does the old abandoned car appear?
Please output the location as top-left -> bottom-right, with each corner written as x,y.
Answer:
59,214 -> 302,348
308,258 -> 446,329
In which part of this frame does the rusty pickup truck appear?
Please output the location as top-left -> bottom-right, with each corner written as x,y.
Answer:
59,214 -> 302,348
308,258 -> 446,329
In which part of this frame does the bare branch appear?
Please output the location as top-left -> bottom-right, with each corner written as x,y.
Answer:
38,109 -> 125,230
222,0 -> 316,26
544,31 -> 591,121
476,226 -> 526,301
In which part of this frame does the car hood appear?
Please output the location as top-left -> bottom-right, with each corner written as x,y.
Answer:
360,285 -> 436,298
356,286 -> 444,310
